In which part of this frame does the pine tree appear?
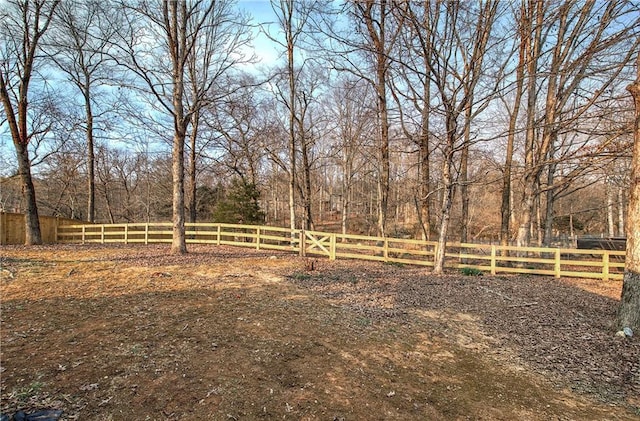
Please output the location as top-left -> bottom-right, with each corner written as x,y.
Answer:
213,179 -> 265,225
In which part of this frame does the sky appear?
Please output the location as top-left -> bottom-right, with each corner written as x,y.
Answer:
238,0 -> 282,69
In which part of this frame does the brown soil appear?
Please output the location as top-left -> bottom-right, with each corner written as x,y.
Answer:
1,244 -> 638,420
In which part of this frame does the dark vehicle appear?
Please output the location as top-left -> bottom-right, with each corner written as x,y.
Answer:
576,237 -> 626,251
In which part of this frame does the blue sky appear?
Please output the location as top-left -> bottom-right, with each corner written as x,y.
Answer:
238,0 -> 282,68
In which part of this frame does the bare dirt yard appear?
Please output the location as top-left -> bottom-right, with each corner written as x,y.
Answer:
1,244 -> 638,420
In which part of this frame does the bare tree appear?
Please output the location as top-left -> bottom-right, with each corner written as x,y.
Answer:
113,0 -> 226,253
324,76 -> 375,236
0,0 -> 60,244
398,0 -> 499,273
350,0 -> 395,237
497,2 -> 527,249
207,77 -> 267,186
515,0 -> 640,247
185,1 -> 252,224
617,53 -> 640,332
45,0 -> 121,223
266,0 -> 319,232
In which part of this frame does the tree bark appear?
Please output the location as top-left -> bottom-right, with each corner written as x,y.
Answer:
283,0 -> 297,236
607,179 -> 615,236
360,1 -> 390,238
167,0 -> 187,254
188,109 -> 199,224
84,81 -> 96,223
500,3 -> 526,251
617,58 -> 640,331
433,112 -> 457,274
15,141 -> 43,245
543,161 -> 556,246
460,100 -> 473,243
618,186 -> 625,237
419,82 -> 431,240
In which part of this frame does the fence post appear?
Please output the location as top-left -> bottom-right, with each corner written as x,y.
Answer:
330,233 -> 336,260
490,245 -> 496,275
124,224 -> 129,244
602,252 -> 610,281
100,224 -> 105,244
54,217 -> 59,244
144,223 -> 149,245
554,249 -> 561,278
383,238 -> 389,262
82,225 -> 86,245
256,227 -> 261,250
216,224 -> 221,246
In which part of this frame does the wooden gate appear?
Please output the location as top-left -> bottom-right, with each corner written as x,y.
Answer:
301,230 -> 336,260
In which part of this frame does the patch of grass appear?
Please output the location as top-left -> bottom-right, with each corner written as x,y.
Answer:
460,267 -> 483,276
11,380 -> 46,404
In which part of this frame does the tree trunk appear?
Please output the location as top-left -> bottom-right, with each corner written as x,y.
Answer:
433,154 -> 454,274
375,57 -> 389,238
341,149 -> 352,237
543,162 -> 556,246
607,179 -> 615,236
15,141 -> 42,245
284,0 -> 297,237
168,0 -> 187,255
433,113 -> 457,274
188,109 -> 199,224
460,100 -> 473,243
500,5 -> 526,251
617,60 -> 640,331
84,83 -> 96,223
618,186 -> 625,237
301,136 -> 313,230
171,127 -> 187,254
360,1 -> 390,238
516,0 -> 543,248
419,99 -> 431,240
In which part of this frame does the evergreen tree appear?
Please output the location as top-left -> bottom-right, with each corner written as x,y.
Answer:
213,179 -> 265,224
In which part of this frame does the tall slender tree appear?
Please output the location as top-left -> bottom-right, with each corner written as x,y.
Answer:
352,0 -> 393,237
185,0 -> 252,224
45,0 -> 120,223
0,0 -> 60,244
398,0 -> 498,273
114,0 -> 225,253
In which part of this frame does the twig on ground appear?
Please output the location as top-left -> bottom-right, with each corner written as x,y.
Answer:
507,302 -> 539,308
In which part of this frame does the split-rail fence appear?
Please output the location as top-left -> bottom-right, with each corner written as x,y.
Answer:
54,221 -> 626,281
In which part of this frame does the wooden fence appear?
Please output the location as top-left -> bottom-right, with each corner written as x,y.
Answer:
0,212 -> 80,245
56,222 -> 626,281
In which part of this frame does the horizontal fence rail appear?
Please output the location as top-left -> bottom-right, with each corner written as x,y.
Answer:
56,222 -> 626,281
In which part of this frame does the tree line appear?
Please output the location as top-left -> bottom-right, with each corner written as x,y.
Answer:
1,0 -> 638,264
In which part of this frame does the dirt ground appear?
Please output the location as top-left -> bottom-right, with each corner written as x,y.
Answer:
1,244 -> 638,420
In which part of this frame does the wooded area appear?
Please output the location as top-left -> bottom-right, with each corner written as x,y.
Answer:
1,0 -> 637,249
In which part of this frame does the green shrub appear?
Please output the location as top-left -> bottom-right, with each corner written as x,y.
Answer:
461,267 -> 483,276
